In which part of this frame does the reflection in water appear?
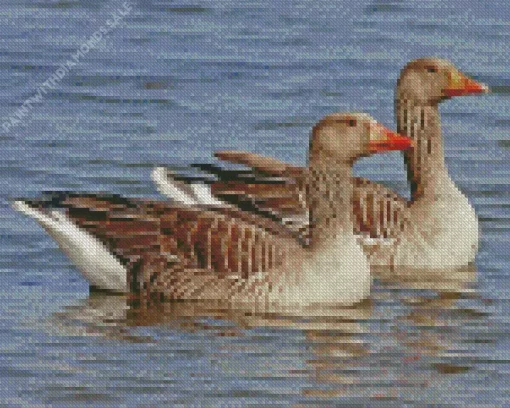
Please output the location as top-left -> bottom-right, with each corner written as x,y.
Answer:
46,264 -> 492,404
374,263 -> 478,290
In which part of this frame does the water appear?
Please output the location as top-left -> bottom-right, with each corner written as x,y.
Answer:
0,0 -> 509,406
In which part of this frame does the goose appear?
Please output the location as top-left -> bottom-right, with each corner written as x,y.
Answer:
13,113 -> 412,305
154,58 -> 488,270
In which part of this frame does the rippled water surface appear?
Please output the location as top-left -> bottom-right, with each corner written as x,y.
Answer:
1,0 -> 509,406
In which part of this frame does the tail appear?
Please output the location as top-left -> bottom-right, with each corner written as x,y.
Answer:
151,166 -> 227,207
12,200 -> 128,292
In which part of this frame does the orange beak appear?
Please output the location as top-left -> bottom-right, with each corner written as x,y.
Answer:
443,69 -> 489,97
368,124 -> 413,153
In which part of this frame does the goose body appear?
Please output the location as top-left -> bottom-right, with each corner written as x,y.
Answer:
385,175 -> 479,269
14,113 -> 411,305
156,59 -> 487,271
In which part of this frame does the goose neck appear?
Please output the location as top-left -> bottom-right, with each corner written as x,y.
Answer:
306,157 -> 354,247
396,95 -> 450,200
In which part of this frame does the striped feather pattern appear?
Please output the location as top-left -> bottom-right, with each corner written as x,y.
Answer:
207,165 -> 409,241
36,194 -> 299,301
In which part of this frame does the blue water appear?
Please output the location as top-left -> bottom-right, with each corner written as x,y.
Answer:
0,0 -> 509,406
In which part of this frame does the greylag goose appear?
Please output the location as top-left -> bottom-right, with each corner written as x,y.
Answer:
154,58 -> 488,270
13,113 -> 412,305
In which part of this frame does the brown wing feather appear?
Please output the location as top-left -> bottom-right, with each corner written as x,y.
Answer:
214,150 -> 303,177
352,177 -> 408,239
211,152 -> 409,240
51,194 -> 298,280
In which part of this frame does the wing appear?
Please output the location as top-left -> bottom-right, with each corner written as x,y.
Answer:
204,152 -> 410,241
29,192 -> 297,281
214,150 -> 304,177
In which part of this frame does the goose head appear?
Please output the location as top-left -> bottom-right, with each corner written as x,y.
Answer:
397,57 -> 489,105
309,113 -> 412,166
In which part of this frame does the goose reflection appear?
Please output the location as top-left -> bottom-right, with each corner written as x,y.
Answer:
369,264 -> 493,399
47,265 -> 491,404
51,293 -> 372,343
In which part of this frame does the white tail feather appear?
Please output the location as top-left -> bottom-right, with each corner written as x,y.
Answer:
188,183 -> 226,206
152,166 -> 227,207
151,167 -> 198,205
12,201 -> 127,292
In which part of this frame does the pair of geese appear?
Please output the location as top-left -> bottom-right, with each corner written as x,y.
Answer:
14,58 -> 488,306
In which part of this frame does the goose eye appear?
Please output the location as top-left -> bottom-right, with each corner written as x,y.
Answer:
426,66 -> 438,73
348,119 -> 357,127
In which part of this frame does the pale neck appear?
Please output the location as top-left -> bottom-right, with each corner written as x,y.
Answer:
396,93 -> 450,200
306,156 -> 353,248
